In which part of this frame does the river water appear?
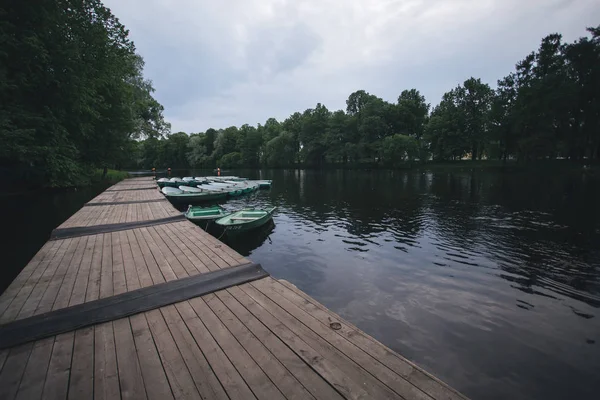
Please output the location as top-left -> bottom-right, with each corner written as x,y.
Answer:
2,169 -> 599,399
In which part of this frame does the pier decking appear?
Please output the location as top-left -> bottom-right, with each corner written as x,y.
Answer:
0,177 -> 467,400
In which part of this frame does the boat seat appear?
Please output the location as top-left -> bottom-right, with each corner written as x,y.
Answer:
231,217 -> 259,220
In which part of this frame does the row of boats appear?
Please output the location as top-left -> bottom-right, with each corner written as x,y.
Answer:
158,176 -> 272,203
156,176 -> 276,234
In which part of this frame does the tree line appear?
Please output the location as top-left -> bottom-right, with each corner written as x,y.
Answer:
2,2 -> 598,188
0,0 -> 168,187
130,25 -> 599,170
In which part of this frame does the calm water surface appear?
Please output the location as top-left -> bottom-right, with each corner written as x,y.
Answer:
2,169 -> 599,399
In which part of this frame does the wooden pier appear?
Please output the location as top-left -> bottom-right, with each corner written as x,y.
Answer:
0,177 -> 467,400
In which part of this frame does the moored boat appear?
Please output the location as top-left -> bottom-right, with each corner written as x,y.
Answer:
163,177 -> 184,187
214,207 -> 277,233
178,185 -> 203,193
185,205 -> 231,222
197,184 -> 243,197
180,177 -> 200,186
156,178 -> 170,188
161,186 -> 227,203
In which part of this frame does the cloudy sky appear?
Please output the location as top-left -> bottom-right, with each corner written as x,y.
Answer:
104,0 -> 599,133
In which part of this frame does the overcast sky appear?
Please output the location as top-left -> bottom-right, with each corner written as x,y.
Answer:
103,0 -> 599,133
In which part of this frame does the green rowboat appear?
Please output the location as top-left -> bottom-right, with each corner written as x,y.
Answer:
185,205 -> 231,222
215,207 -> 277,233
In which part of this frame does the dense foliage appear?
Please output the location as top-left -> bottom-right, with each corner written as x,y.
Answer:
2,4 -> 598,184
0,0 -> 168,187
128,25 -> 599,170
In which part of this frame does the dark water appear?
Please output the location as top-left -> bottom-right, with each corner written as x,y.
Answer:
3,170 -> 600,399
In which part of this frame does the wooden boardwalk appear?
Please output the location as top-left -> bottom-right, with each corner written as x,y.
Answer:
0,177 -> 467,400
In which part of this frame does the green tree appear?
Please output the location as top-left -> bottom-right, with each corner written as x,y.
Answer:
0,0 -> 167,187
187,134 -> 209,167
213,126 -> 239,162
219,152 -> 242,168
238,124 -> 263,167
397,89 -> 430,138
262,132 -> 296,167
161,132 -> 190,168
300,103 -> 330,166
381,135 -> 419,167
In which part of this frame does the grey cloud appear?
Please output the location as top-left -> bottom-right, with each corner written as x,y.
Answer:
103,0 -> 600,132
244,22 -> 322,77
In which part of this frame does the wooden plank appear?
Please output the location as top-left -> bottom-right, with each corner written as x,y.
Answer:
0,241 -> 58,317
94,322 -> 120,400
52,236 -> 89,311
0,343 -> 33,400
204,292 -> 315,400
215,289 -> 343,400
32,237 -> 82,315
252,278 -> 431,400
238,283 -> 401,399
144,309 -> 202,399
113,317 -> 147,400
1,239 -> 71,323
153,226 -> 206,276
13,238 -> 78,322
143,226 -> 191,279
119,231 -> 140,291
112,232 -> 127,296
160,305 -> 228,400
160,224 -> 220,272
42,332 -> 74,400
179,224 -> 239,266
174,302 -> 256,400
14,338 -> 53,400
132,229 -> 168,285
138,228 -> 181,281
228,283 -> 366,400
70,235 -> 97,306
85,234 -> 104,302
125,230 -> 154,288
129,314 -> 174,400
68,327 -> 95,400
276,279 -> 467,400
187,296 -> 286,400
99,233 -> 113,298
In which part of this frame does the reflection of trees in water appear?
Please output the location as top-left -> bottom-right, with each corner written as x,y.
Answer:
264,169 -> 428,245
197,168 -> 599,307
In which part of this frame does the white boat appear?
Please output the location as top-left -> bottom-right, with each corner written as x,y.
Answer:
178,186 -> 203,193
